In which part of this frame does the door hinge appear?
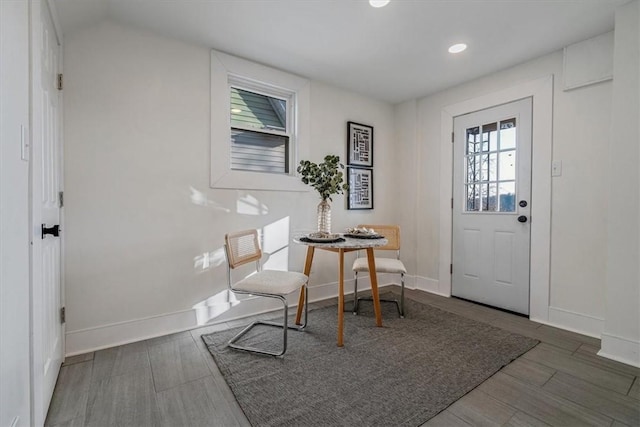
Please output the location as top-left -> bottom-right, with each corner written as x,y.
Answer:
57,74 -> 63,90
451,131 -> 454,143
59,191 -> 64,207
60,307 -> 66,324
450,264 -> 453,274
451,198 -> 454,209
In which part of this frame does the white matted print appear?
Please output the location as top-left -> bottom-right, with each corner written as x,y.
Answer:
347,122 -> 373,167
348,167 -> 373,210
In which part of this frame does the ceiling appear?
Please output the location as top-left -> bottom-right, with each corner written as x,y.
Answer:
52,0 -> 629,104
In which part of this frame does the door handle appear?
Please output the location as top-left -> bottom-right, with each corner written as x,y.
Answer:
517,215 -> 527,223
41,224 -> 60,238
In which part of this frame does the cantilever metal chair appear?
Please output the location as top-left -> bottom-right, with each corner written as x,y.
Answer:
352,224 -> 406,317
224,229 -> 308,356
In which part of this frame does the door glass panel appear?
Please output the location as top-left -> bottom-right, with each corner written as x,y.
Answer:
466,184 -> 479,211
499,182 -> 516,212
467,126 -> 480,154
499,150 -> 516,181
482,122 -> 497,152
500,118 -> 516,149
487,183 -> 498,212
464,116 -> 518,213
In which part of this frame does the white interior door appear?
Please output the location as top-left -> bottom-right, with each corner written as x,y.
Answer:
452,98 -> 532,315
31,1 -> 63,424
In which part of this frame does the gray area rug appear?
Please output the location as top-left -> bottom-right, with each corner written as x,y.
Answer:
202,295 -> 538,427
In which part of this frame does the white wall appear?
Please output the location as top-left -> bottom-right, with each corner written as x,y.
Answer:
602,0 -> 640,367
0,1 -> 32,426
63,21 -> 395,354
400,48 -> 613,336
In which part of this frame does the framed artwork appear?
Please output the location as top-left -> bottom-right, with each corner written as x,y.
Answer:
347,121 -> 373,167
347,167 -> 374,210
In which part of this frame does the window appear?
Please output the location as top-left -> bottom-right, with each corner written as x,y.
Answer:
229,81 -> 294,174
210,50 -> 310,191
465,118 -> 517,212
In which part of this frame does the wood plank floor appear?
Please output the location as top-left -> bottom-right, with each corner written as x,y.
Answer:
46,288 -> 640,427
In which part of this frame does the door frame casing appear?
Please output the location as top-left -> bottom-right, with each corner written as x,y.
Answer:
439,75 -> 553,323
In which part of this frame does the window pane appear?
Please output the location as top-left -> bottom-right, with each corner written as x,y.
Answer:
466,155 -> 481,183
231,129 -> 289,173
499,182 -> 516,212
466,126 -> 480,154
481,183 -> 489,211
482,122 -> 497,152
500,118 -> 516,149
499,150 -> 516,181
480,153 -> 498,182
466,184 -> 479,211
487,183 -> 498,212
230,87 -> 286,132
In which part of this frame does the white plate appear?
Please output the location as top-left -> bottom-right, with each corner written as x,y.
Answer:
305,233 -> 341,242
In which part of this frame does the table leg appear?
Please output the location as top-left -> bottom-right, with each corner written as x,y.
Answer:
366,247 -> 383,327
337,248 -> 345,347
295,246 -> 315,325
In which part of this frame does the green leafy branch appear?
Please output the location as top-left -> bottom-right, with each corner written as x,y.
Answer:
297,155 -> 349,201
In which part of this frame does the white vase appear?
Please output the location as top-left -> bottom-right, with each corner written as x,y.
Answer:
317,199 -> 331,234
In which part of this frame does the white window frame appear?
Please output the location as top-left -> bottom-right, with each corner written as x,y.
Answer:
229,76 -> 294,173
210,49 -> 310,191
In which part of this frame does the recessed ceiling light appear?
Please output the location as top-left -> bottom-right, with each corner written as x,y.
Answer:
369,0 -> 390,8
448,43 -> 467,54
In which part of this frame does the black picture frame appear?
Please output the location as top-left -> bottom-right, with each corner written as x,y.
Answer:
347,167 -> 374,210
347,121 -> 373,167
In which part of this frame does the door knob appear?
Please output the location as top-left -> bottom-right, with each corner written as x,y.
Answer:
41,224 -> 60,238
517,215 -> 527,223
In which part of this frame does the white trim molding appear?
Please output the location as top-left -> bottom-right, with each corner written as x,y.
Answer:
439,75 -> 554,323
210,49 -> 310,192
548,306 -> 604,338
599,333 -> 640,368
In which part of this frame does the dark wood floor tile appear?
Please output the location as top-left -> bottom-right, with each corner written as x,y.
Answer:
501,357 -> 556,386
537,324 -> 601,347
479,371 -> 613,426
148,336 -> 210,392
145,330 -> 193,348
628,377 -> 640,400
45,361 -> 92,426
574,344 -> 640,378
522,343 -> 635,394
422,409 -> 471,426
46,415 -> 86,427
84,369 -> 161,427
156,376 -> 248,426
92,340 -> 150,381
542,371 -> 640,426
62,352 -> 94,366
448,388 -> 517,426
504,411 -> 551,427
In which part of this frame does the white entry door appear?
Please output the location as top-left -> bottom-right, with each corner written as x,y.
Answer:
452,98 -> 532,315
31,1 -> 64,424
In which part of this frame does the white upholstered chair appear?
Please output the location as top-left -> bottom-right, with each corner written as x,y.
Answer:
224,229 -> 308,356
352,224 -> 406,317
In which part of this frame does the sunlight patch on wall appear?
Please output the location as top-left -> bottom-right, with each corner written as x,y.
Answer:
262,217 -> 290,271
237,193 -> 269,215
193,247 -> 226,272
192,290 -> 240,325
189,186 -> 231,212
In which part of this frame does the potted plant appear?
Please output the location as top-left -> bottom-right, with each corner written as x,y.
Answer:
297,154 -> 349,234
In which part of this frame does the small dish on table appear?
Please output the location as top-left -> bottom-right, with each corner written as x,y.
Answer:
344,227 -> 384,239
304,232 -> 343,243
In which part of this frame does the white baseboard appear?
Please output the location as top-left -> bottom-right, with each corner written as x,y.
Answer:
415,276 -> 446,296
598,332 -> 640,368
65,278 -> 402,356
547,306 -> 604,338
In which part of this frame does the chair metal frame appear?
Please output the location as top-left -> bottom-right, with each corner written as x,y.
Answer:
224,229 -> 308,357
352,224 -> 405,317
